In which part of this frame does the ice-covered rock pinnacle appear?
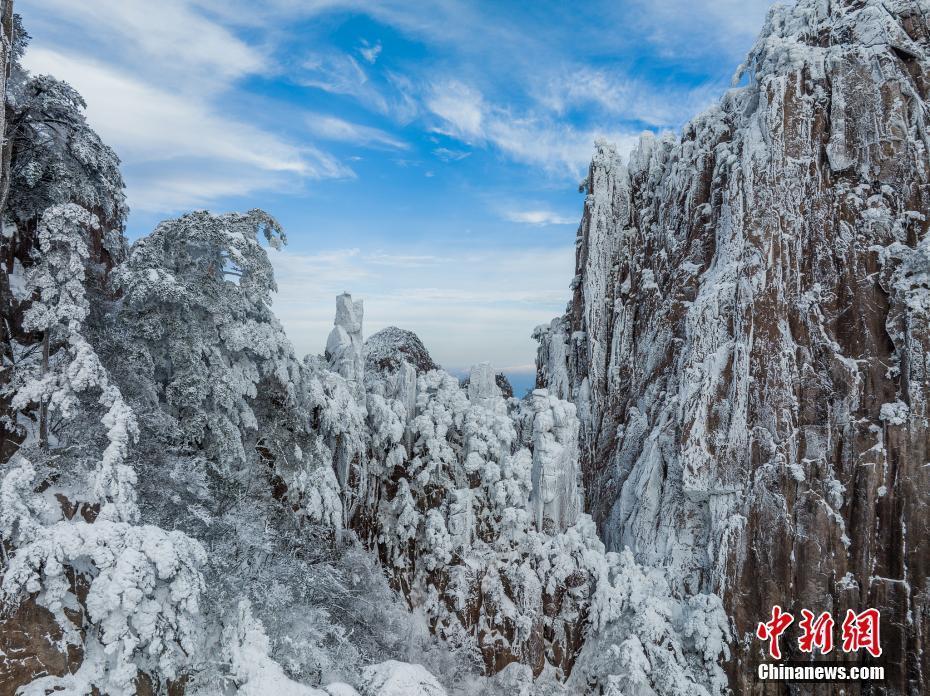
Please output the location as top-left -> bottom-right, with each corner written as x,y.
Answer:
466,361 -> 502,410
326,292 -> 365,404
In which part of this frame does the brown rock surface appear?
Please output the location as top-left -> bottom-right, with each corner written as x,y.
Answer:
0,595 -> 77,696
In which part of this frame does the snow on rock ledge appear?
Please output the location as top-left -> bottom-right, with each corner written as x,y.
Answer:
359,660 -> 447,696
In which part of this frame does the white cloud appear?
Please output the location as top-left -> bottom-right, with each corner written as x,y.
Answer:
627,0 -> 777,59
306,114 -> 407,149
426,81 -> 485,140
382,71 -> 421,124
24,0 -> 264,91
534,68 -> 722,128
424,78 -> 643,177
23,48 -> 351,212
504,210 -> 577,226
433,147 -> 471,162
299,54 -> 419,123
486,117 -> 641,177
359,40 -> 383,64
123,167 -> 294,214
302,52 -> 371,97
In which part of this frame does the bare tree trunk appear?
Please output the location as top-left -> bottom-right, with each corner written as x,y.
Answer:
0,0 -> 13,217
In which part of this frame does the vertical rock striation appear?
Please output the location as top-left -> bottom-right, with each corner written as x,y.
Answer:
537,1 -> 930,692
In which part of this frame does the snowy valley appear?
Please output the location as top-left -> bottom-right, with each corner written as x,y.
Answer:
1,1 -> 929,695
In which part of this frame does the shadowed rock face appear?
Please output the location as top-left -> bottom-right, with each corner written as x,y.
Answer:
537,1 -> 930,693
494,374 -> 514,400
0,596 -> 77,696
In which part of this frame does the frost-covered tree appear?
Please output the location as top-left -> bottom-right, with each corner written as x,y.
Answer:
10,203 -> 100,449
110,209 -> 293,475
106,209 -> 349,574
1,468 -> 207,696
0,13 -> 127,464
0,3 -> 16,215
5,204 -> 137,521
0,15 -> 207,694
566,550 -> 729,696
3,26 -> 126,236
0,201 -> 206,695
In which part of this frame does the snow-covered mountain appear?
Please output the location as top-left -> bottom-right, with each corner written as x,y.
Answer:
1,0 -> 928,695
537,0 -> 930,692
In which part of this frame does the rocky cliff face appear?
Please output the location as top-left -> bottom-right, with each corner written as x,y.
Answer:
536,1 -> 930,692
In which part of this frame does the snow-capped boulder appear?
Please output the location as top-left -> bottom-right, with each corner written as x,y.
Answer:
358,660 -> 446,696
365,326 -> 439,375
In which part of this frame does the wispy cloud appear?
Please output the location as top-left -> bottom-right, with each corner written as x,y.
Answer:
23,48 -> 352,212
123,166 -> 296,214
432,147 -> 471,162
299,53 -> 419,123
626,0 -> 776,60
301,52 -> 371,97
26,0 -> 264,91
426,81 -> 485,140
424,80 -> 642,176
305,114 -> 407,149
358,39 -> 382,64
533,68 -> 722,127
427,83 -> 639,177
485,116 -> 641,176
20,1 -> 363,214
504,210 -> 577,226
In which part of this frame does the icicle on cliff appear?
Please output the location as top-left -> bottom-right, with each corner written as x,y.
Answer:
536,0 -> 930,693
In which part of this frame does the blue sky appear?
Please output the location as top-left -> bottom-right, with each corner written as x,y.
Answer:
21,0 -> 776,383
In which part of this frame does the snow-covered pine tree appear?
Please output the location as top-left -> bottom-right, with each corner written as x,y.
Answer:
0,12 -> 210,694
0,15 -> 127,464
